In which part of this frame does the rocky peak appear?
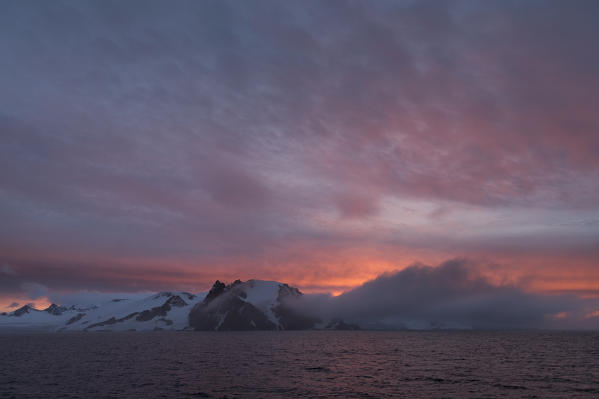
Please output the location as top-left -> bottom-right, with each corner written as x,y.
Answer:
44,303 -> 67,315
12,305 -> 34,317
277,283 -> 303,302
189,287 -> 276,331
164,295 -> 187,308
204,280 -> 227,303
203,280 -> 245,304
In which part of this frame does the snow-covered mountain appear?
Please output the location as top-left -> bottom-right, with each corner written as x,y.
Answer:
0,279 -> 357,332
188,279 -> 321,330
0,291 -> 204,332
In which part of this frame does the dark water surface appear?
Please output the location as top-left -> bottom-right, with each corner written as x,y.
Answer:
1,331 -> 598,398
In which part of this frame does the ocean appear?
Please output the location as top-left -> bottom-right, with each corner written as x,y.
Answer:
1,331 -> 598,398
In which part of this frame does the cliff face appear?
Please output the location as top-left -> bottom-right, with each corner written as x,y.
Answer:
188,280 -> 320,331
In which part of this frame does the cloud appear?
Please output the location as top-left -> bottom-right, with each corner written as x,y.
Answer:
20,282 -> 48,300
287,259 -> 599,330
0,1 -> 597,295
334,191 -> 380,219
7,302 -> 19,308
0,264 -> 16,276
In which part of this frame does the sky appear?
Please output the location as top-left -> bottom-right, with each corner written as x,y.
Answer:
1,0 -> 598,314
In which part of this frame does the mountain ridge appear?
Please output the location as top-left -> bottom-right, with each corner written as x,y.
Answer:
0,279 -> 356,332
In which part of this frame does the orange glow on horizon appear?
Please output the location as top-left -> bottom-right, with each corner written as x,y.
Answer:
585,310 -> 599,319
3,248 -> 599,301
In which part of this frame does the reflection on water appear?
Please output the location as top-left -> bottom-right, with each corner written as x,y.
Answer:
1,331 -> 598,398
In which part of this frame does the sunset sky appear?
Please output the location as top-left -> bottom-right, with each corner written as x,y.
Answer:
1,0 -> 598,312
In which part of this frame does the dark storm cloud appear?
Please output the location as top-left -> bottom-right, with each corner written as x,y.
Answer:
0,0 -> 598,295
289,259 -> 599,329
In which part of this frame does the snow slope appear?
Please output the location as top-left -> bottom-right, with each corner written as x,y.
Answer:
0,279 -> 331,332
0,292 -> 206,332
240,280 -> 283,324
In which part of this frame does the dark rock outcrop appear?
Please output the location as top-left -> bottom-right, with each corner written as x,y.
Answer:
66,313 -> 86,325
134,294 -> 186,322
203,280 -> 227,303
136,305 -> 168,322
86,312 -> 139,330
44,304 -> 67,315
69,304 -> 98,312
189,280 -> 276,331
190,296 -> 276,331
189,280 -> 322,331
165,295 -> 187,307
12,305 -> 34,317
86,317 -> 118,329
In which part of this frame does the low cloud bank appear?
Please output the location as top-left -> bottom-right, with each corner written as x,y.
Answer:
289,259 -> 599,330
